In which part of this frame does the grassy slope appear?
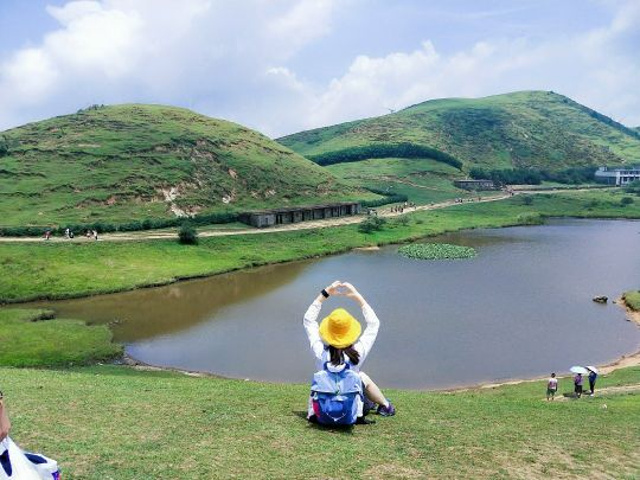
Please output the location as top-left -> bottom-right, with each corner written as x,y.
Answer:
0,105 -> 370,227
278,91 -> 640,170
326,157 -> 477,204
623,291 -> 640,311
0,309 -> 121,366
1,190 -> 638,303
0,365 -> 638,479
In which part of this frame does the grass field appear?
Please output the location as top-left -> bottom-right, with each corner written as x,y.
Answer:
0,189 -> 638,303
623,291 -> 640,311
0,309 -> 121,367
326,157 -> 474,204
1,365 -> 638,479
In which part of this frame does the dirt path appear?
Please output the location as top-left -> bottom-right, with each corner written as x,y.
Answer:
0,192 -> 512,243
552,383 -> 640,401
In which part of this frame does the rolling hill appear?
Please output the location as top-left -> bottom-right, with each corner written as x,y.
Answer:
278,91 -> 640,171
0,104 -> 371,227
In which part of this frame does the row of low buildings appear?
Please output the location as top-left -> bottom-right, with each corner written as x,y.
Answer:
594,166 -> 640,186
239,202 -> 361,228
237,166 -> 639,228
454,166 -> 640,190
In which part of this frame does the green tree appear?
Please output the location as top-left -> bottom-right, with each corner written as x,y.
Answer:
0,136 -> 8,157
178,221 -> 199,244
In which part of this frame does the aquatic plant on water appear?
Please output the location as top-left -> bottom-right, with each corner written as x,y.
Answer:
398,243 -> 477,260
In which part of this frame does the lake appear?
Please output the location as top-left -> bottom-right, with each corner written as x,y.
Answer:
28,219 -> 640,389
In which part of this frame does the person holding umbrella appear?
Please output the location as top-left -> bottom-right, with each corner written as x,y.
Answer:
587,366 -> 599,396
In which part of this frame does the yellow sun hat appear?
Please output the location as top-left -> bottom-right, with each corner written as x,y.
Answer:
319,308 -> 362,348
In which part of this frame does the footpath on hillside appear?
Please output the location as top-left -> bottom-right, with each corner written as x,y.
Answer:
0,188 -> 593,243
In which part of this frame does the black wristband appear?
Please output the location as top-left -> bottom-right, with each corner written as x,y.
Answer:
321,289 -> 330,298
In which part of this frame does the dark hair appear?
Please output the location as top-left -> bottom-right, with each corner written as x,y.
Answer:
328,345 -> 360,366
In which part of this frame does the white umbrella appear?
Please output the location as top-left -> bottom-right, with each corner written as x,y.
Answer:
570,366 -> 588,374
586,366 -> 599,374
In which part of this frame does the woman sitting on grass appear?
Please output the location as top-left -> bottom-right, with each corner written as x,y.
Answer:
303,281 -> 395,423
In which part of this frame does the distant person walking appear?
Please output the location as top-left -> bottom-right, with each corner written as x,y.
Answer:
546,373 -> 558,401
574,373 -> 584,398
588,369 -> 598,396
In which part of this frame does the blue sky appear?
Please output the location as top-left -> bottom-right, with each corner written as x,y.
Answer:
0,0 -> 638,136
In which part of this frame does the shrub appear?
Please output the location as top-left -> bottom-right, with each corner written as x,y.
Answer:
520,196 -> 534,205
0,136 -> 8,157
516,213 -> 544,225
624,180 -> 640,196
395,215 -> 410,226
620,196 -> 634,207
358,216 -> 387,234
178,222 -> 198,244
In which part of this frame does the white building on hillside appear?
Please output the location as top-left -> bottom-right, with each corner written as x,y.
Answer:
594,166 -> 640,186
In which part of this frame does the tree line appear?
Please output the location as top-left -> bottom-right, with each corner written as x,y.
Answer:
308,143 -> 463,170
0,212 -> 239,237
469,166 -> 599,185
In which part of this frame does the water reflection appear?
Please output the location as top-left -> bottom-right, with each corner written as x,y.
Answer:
25,261 -> 311,341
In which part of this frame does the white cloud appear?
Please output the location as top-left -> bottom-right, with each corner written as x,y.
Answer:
288,1 -> 640,132
0,0 -> 339,133
0,0 -> 638,137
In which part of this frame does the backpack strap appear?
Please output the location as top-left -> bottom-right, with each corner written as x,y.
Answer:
323,361 -> 351,372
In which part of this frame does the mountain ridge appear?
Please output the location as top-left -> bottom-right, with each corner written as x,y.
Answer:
278,90 -> 640,170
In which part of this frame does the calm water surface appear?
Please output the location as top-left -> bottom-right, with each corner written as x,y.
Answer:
28,219 -> 640,389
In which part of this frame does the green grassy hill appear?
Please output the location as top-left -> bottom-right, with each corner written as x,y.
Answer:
2,364 -> 639,479
0,105 -> 369,227
278,91 -> 640,171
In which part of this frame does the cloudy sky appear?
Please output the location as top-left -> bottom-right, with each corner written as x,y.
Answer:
1,0 -> 639,137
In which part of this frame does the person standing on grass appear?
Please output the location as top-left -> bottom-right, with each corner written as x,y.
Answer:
588,369 -> 598,396
574,373 -> 584,398
303,281 -> 395,423
546,373 -> 558,401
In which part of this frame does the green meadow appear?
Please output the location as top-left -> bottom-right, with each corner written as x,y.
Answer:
0,309 -> 121,367
0,363 -> 638,479
326,157 -> 473,204
1,189 -> 638,303
623,290 -> 640,311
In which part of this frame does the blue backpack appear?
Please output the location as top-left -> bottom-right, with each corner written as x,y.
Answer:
310,362 -> 363,425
